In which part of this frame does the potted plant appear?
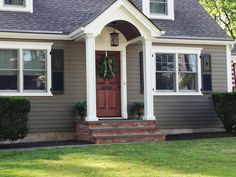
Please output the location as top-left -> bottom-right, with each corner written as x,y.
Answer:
131,102 -> 144,119
74,101 -> 87,121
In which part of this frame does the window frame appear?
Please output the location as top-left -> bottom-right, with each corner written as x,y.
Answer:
152,46 -> 203,96
143,0 -> 174,20
0,41 -> 53,96
0,0 -> 33,13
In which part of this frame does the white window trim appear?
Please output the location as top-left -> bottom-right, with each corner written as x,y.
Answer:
0,0 -> 33,13
143,0 -> 174,20
152,46 -> 203,96
0,41 -> 53,96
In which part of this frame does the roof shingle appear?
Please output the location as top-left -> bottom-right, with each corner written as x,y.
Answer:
0,0 -> 232,41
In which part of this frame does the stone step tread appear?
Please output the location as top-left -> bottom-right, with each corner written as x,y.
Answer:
86,120 -> 157,124
90,126 -> 160,131
94,133 -> 165,139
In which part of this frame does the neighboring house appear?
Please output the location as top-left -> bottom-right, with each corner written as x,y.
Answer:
232,46 -> 236,90
0,0 -> 234,143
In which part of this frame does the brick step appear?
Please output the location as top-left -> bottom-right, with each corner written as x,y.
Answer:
90,126 -> 161,136
93,134 -> 166,144
86,120 -> 157,129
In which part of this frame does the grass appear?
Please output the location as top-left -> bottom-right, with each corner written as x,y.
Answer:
0,138 -> 236,177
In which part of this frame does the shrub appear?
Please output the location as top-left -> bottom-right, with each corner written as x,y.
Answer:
130,102 -> 144,119
212,93 -> 236,133
74,101 -> 87,121
0,97 -> 31,142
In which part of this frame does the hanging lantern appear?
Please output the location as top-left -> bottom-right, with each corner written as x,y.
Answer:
110,23 -> 119,47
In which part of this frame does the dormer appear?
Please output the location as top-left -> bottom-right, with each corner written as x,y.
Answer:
142,0 -> 174,20
0,0 -> 33,13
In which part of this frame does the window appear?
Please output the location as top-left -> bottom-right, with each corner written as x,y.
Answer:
0,42 -> 53,96
0,49 -> 18,91
178,54 -> 197,91
0,0 -> 33,12
156,53 -> 175,90
153,47 -> 202,95
150,0 -> 168,15
143,0 -> 174,20
23,50 -> 47,91
4,0 -> 25,6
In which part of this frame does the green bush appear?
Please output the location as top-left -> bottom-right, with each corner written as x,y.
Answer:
212,93 -> 236,132
0,97 -> 31,142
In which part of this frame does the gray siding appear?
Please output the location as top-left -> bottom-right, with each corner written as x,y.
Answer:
1,40 -> 225,133
28,41 -> 86,133
126,43 -> 225,129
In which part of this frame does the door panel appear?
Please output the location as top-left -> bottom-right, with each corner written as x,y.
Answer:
96,51 -> 121,117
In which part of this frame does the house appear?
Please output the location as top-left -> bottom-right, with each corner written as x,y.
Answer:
232,46 -> 236,91
0,0 -> 234,143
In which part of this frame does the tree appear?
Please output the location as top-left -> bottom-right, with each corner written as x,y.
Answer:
200,0 -> 236,39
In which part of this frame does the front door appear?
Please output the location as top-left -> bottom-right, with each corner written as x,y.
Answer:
96,51 -> 121,117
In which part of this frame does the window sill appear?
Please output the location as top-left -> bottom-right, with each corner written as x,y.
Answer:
153,92 -> 203,96
0,92 -> 53,97
149,14 -> 174,20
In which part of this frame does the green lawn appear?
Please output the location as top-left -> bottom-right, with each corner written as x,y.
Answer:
0,138 -> 236,177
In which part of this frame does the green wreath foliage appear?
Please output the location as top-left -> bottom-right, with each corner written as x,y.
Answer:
97,56 -> 117,79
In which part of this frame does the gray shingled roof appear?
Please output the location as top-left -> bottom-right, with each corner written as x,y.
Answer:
0,0 -> 232,41
0,0 -> 114,34
154,0 -> 231,40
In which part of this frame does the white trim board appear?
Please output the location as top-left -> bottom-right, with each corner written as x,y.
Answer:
227,45 -> 233,92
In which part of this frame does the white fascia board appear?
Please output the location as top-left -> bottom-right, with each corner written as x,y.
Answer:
154,38 -> 235,45
0,41 -> 53,49
0,32 -> 71,40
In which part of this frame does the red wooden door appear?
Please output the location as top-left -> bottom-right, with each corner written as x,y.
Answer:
96,51 -> 121,117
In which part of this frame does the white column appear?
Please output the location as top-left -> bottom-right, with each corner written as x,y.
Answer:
85,34 -> 98,121
121,49 -> 128,118
226,44 -> 233,92
142,37 -> 156,120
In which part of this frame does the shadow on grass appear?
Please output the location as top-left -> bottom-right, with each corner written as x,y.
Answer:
0,138 -> 236,177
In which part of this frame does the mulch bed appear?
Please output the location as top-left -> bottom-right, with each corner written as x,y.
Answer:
0,141 -> 91,150
1,132 -> 235,150
166,132 -> 236,141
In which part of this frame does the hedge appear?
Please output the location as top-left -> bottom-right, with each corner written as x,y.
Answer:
0,97 -> 31,142
212,93 -> 236,133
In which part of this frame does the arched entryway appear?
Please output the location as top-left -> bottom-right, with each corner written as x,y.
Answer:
73,0 -> 162,121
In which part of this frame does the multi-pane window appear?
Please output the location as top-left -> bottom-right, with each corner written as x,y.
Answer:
156,53 -> 175,90
0,49 -> 18,90
23,50 -> 47,91
155,50 -> 201,94
4,0 -> 25,6
150,0 -> 168,15
178,54 -> 197,91
0,42 -> 52,96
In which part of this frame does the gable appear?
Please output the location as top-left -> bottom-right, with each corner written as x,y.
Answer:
70,0 -> 162,39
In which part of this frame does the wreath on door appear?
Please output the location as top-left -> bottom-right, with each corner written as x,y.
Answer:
97,56 -> 116,79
